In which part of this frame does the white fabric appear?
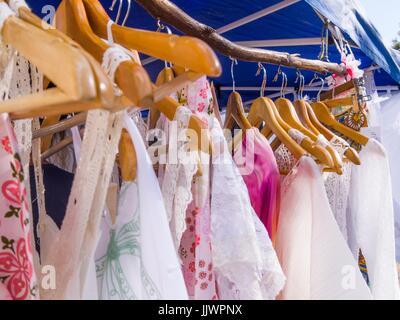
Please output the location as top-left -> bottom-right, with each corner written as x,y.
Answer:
0,3 -> 15,32
95,113 -> 188,300
288,128 -> 305,144
40,109 -> 123,300
379,93 -> 400,263
275,156 -> 372,300
330,135 -> 351,158
158,106 -> 198,251
347,139 -> 400,299
275,144 -> 297,174
8,0 -> 29,13
210,120 -> 285,300
71,125 -> 82,163
323,139 -> 353,241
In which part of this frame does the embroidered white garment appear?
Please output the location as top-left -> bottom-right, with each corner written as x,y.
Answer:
274,128 -> 305,174
347,138 -> 400,299
379,94 -> 400,263
39,109 -> 123,300
275,156 -> 372,300
323,136 -> 352,241
156,106 -> 198,251
210,120 -> 285,300
95,113 -> 188,300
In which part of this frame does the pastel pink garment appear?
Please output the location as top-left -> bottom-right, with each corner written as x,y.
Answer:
0,114 -> 38,300
178,76 -> 218,300
180,195 -> 218,300
234,129 -> 281,243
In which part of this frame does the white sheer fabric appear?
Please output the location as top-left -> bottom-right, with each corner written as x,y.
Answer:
95,113 -> 188,300
39,109 -> 123,300
155,107 -> 198,252
323,137 -> 353,241
210,120 -> 285,300
275,156 -> 372,300
379,94 -> 400,263
347,139 -> 400,299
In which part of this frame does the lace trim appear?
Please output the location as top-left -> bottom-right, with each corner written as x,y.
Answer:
211,121 -> 285,300
330,135 -> 350,158
101,45 -> 133,96
161,106 -> 198,251
316,134 -> 330,148
288,128 -> 305,144
42,28 -> 126,299
9,0 -> 29,13
275,144 -> 297,175
0,3 -> 14,33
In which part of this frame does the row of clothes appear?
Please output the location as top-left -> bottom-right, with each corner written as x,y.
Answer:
0,54 -> 399,299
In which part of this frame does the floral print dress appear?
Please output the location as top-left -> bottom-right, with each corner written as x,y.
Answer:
175,77 -> 218,300
0,114 -> 38,300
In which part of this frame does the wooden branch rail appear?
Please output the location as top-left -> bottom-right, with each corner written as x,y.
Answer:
135,0 -> 348,76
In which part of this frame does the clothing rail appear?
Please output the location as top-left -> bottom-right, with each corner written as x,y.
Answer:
135,0 -> 348,76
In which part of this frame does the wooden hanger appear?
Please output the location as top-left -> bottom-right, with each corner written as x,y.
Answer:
118,128 -> 137,181
56,0 -> 153,106
264,97 -> 333,169
276,98 -> 343,174
311,101 -> 369,146
81,0 -> 221,77
148,67 -> 175,130
320,79 -> 355,100
304,101 -> 361,165
247,97 -> 307,162
223,91 -> 252,130
0,1 -> 115,119
55,1 -> 210,152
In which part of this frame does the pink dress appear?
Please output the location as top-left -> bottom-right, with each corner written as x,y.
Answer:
234,129 -> 281,243
0,114 -> 38,300
177,77 -> 218,300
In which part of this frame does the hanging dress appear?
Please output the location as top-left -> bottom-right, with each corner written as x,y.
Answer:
95,113 -> 188,300
0,4 -> 39,299
0,114 -> 38,300
275,155 -> 372,299
347,138 -> 400,299
210,119 -> 286,300
233,128 -> 281,243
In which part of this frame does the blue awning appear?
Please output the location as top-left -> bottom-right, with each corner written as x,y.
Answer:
26,0 -> 400,105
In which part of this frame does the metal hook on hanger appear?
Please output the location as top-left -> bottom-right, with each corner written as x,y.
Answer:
109,0 -> 132,26
318,18 -> 330,62
309,73 -> 325,101
121,0 -> 132,26
273,65 -> 287,98
109,0 -> 125,24
230,57 -> 238,92
295,69 -> 305,99
255,62 -> 267,97
156,19 -> 173,68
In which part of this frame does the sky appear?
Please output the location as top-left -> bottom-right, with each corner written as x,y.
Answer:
359,0 -> 400,47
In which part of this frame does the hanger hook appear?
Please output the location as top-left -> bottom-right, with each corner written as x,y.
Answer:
110,0 -> 125,24
230,57 -> 238,92
156,19 -> 173,68
309,73 -> 325,101
272,66 -> 287,98
295,69 -> 305,99
121,0 -> 132,26
255,63 -> 267,97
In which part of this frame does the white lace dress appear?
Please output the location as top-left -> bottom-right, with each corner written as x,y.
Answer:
347,139 -> 400,299
275,156 -> 372,300
154,106 -> 198,252
322,135 -> 353,241
210,120 -> 286,300
94,113 -> 188,300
